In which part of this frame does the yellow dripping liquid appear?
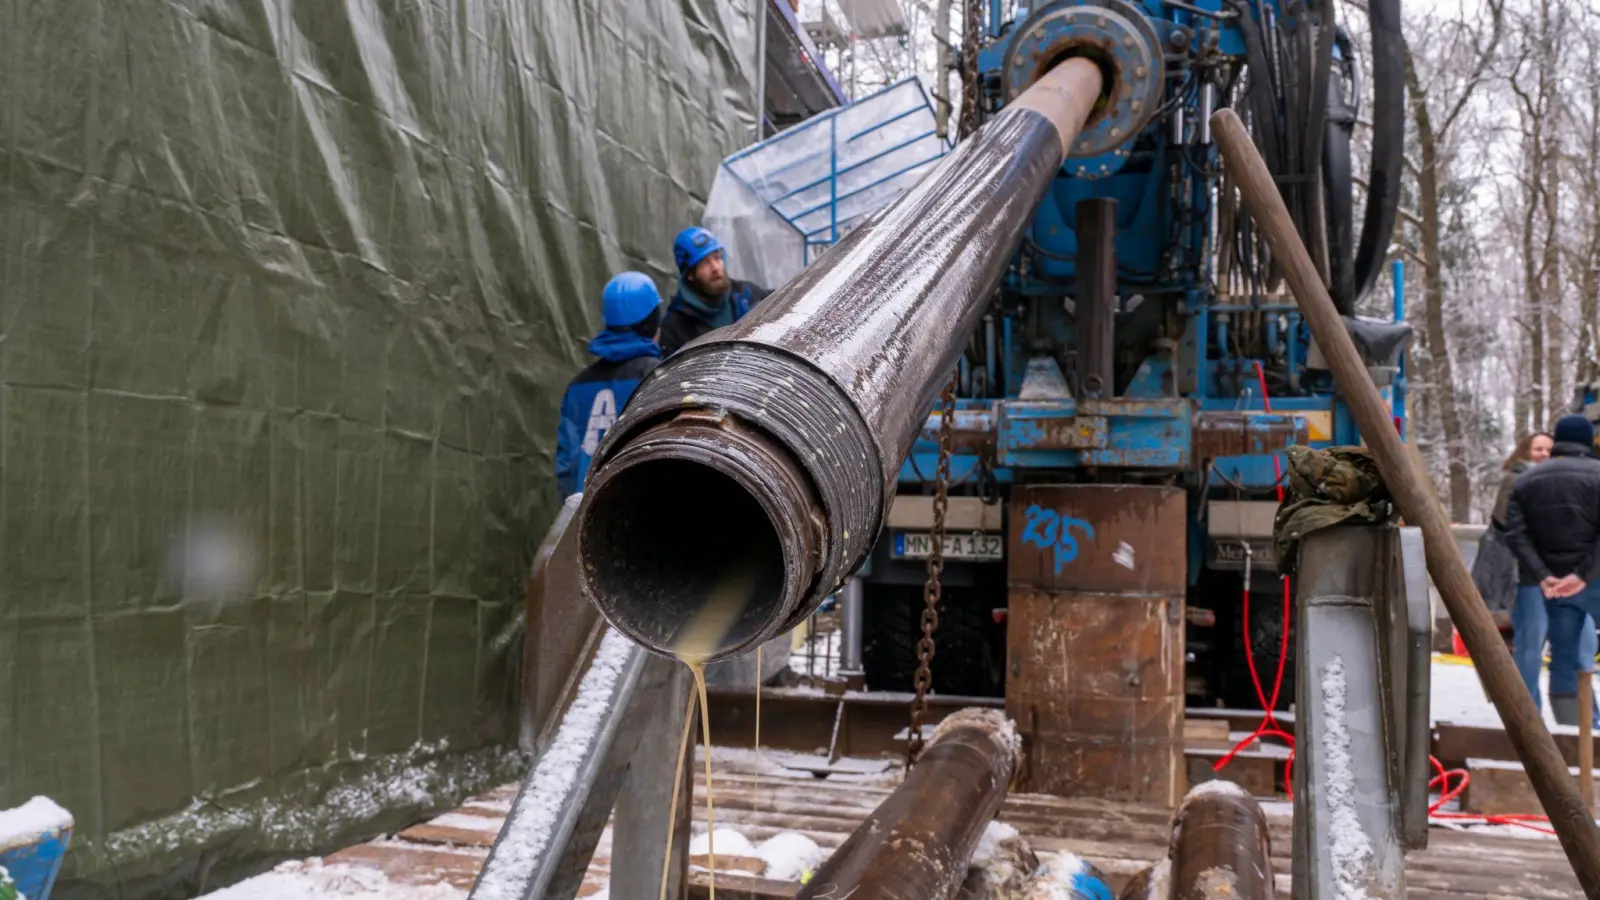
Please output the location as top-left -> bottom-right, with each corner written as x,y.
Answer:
754,646 -> 762,753
665,563 -> 759,900
692,662 -> 715,900
657,687 -> 697,900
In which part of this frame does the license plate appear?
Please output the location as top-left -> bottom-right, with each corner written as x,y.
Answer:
893,531 -> 1004,561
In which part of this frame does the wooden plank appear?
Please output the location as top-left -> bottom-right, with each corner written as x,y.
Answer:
1434,721 -> 1600,769
1464,757 -> 1600,816
1183,717 -> 1231,745
686,871 -> 799,899
323,843 -> 487,890
396,823 -> 498,848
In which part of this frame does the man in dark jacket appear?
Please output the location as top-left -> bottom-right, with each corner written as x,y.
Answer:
555,272 -> 664,500
1505,414 -> 1600,726
659,226 -> 770,356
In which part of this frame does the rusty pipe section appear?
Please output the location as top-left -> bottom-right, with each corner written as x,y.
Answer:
1169,782 -> 1275,900
578,58 -> 1107,661
795,709 -> 1021,900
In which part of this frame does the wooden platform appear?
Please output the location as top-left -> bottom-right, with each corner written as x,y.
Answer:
315,748 -> 1582,899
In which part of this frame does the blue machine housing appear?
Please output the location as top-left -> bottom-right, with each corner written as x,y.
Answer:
897,0 -> 1411,573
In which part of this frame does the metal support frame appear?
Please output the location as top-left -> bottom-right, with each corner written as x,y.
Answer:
474,631 -> 692,900
1290,523 -> 1432,899
486,497 -> 694,900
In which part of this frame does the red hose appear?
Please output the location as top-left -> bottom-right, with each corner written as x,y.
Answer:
1209,364 -> 1555,836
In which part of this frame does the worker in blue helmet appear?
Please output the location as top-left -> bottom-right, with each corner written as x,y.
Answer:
555,272 -> 665,500
660,226 -> 771,356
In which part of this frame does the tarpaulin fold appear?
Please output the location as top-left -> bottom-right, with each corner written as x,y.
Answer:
0,0 -> 758,896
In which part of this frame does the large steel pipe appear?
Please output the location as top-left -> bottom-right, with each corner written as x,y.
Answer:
578,59 -> 1107,661
794,709 -> 1021,900
1169,781 -> 1274,900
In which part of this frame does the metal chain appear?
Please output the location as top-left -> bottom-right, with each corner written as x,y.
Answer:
957,0 -> 982,140
908,370 -> 959,765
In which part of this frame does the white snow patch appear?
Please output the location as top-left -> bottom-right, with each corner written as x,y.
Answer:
1138,859 -> 1172,899
0,797 -> 73,851
471,629 -> 635,900
197,860 -> 463,899
426,813 -> 505,833
756,832 -> 823,881
1025,852 -> 1097,899
1182,778 -> 1253,804
0,864 -> 23,900
970,821 -> 1020,865
1320,656 -> 1373,899
99,740 -> 521,869
689,828 -> 756,859
1429,655 -> 1564,730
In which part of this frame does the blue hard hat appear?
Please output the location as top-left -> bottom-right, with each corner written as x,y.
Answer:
674,226 -> 724,273
601,271 -> 663,328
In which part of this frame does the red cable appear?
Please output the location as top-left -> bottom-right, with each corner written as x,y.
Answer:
1210,364 -> 1556,836
1214,364 -> 1296,781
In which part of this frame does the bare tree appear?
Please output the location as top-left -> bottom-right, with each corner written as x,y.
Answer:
1399,0 -> 1505,520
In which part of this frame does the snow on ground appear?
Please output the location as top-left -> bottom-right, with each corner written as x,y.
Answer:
0,797 -> 72,851
789,627 -> 841,680
199,861 -> 463,899
686,829 -> 822,880
1429,653 -> 1566,730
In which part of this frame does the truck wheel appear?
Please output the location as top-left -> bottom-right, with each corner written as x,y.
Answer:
861,586 -> 1003,698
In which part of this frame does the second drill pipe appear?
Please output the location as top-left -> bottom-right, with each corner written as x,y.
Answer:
794,709 -> 1021,900
577,59 -> 1105,661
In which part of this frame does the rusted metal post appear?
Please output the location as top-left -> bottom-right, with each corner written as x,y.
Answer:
1005,484 -> 1187,805
575,60 -> 1107,663
1075,198 -> 1118,399
1170,782 -> 1274,900
1211,105 -> 1600,896
1583,675 -> 1595,814
795,709 -> 1021,900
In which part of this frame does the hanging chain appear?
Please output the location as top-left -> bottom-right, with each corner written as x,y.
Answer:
908,371 -> 959,765
957,0 -> 983,141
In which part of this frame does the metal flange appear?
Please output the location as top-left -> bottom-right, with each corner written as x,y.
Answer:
1001,0 -> 1167,160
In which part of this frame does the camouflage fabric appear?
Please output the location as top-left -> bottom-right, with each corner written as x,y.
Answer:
1272,445 -> 1397,574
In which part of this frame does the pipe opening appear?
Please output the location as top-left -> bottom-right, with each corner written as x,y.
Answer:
581,457 -> 788,658
1045,45 -> 1118,123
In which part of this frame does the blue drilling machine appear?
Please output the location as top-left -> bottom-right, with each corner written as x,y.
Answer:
838,0 -> 1410,712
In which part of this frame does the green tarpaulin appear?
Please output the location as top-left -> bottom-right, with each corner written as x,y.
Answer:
0,0 -> 758,896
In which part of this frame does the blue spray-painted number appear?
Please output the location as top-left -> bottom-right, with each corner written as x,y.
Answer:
1021,506 -> 1095,575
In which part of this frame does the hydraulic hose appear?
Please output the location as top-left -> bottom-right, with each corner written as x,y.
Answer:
1352,0 -> 1405,303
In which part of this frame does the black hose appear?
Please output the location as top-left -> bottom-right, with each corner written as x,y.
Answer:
1352,0 -> 1405,303
1322,29 -> 1358,313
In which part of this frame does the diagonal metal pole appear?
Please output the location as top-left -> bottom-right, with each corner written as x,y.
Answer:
1212,106 -> 1600,897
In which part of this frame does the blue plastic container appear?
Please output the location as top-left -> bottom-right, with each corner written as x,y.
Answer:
0,798 -> 74,900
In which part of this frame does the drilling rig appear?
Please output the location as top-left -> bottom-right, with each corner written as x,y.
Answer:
572,0 -> 1408,807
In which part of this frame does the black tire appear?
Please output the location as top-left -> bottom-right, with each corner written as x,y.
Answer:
862,586 -> 1003,698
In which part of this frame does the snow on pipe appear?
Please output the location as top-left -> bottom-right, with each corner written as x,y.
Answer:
792,709 -> 1022,900
576,58 -> 1107,662
1167,781 -> 1275,900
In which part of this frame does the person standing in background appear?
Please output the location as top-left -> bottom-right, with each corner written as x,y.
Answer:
555,272 -> 665,500
660,227 -> 770,355
1504,416 -> 1600,726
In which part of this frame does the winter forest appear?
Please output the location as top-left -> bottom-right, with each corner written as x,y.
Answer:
796,0 -> 1600,525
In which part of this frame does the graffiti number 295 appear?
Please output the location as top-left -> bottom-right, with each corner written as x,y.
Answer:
1021,505 -> 1095,575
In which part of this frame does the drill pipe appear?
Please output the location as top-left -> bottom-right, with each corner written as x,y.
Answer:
1169,782 -> 1274,900
795,709 -> 1021,900
577,59 -> 1105,660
